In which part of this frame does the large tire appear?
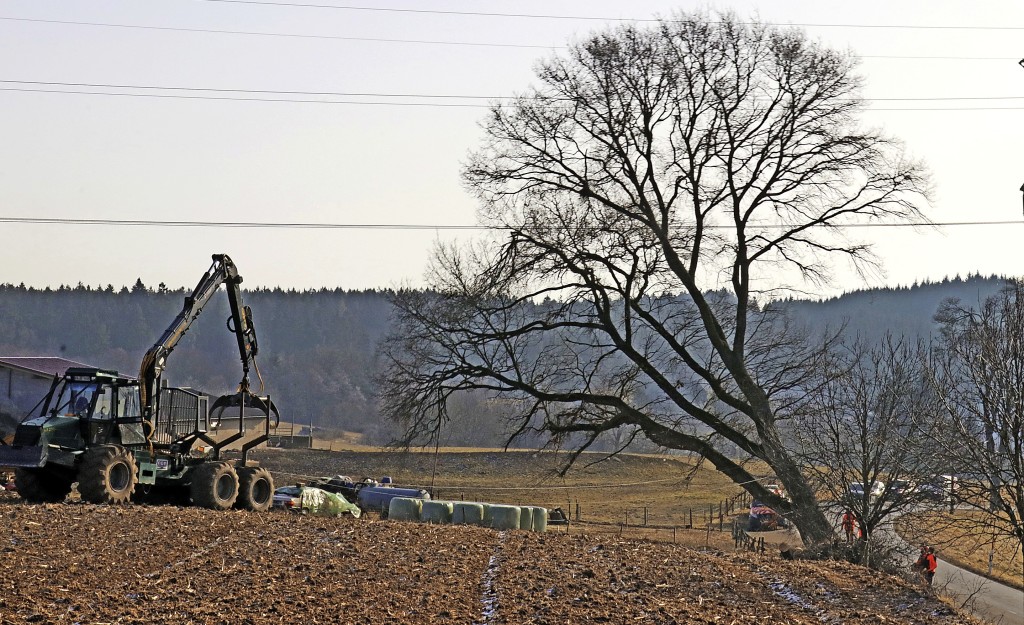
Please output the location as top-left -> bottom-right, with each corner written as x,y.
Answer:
235,467 -> 274,512
77,445 -> 138,504
14,466 -> 73,503
190,462 -> 239,510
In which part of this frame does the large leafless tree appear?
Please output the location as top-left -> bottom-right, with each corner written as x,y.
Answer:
381,11 -> 929,544
931,282 -> 1024,564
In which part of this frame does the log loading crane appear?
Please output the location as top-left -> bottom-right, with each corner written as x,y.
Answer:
0,254 -> 280,510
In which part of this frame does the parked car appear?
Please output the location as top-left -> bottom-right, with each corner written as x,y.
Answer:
890,479 -> 917,498
919,475 -> 959,502
848,481 -> 884,500
272,486 -> 303,512
747,501 -> 790,532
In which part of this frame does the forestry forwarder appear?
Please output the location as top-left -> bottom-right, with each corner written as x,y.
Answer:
0,254 -> 281,511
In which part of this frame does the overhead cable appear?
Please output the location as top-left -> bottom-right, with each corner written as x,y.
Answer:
1,216 -> 1021,231
3,86 -> 1023,111
1,16 -> 1020,57
3,80 -> 1023,103
193,1 -> 1024,30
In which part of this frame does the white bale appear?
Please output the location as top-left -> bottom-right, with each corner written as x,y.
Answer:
531,507 -> 548,532
489,505 -> 521,530
388,497 -> 423,521
421,500 -> 454,524
452,502 -> 485,525
518,506 -> 534,530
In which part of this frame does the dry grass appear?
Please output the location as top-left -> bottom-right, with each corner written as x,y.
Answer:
896,512 -> 1023,590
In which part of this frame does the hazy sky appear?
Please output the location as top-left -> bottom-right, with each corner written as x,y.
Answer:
2,1 -> 1023,295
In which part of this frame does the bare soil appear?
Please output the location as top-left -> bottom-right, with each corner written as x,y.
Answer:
0,496 -> 977,625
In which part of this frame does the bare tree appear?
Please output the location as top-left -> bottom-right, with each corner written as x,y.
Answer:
795,335 -> 946,563
381,11 -> 929,545
930,281 -> 1024,570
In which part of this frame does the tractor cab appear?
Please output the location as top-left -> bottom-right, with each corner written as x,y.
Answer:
8,368 -> 143,457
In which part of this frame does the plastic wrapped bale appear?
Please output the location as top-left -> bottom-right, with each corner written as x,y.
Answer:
531,507 -> 548,532
299,487 -> 362,518
452,502 -> 485,525
518,506 -> 534,530
388,496 -> 423,522
489,505 -> 521,530
421,500 -> 454,524
481,503 -> 493,526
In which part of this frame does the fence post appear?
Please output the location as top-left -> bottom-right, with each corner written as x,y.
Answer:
644,507 -> 648,526
689,508 -> 693,529
718,502 -> 723,531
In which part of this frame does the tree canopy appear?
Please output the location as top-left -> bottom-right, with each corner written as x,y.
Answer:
382,11 -> 930,545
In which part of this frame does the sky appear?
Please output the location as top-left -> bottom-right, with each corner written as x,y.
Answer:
1,0 -> 1023,295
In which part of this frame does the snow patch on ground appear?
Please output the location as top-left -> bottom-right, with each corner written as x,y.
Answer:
475,531 -> 506,624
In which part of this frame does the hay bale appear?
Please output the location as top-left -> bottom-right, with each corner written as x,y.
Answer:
421,500 -> 454,524
531,507 -> 548,532
452,502 -> 485,525
388,497 -> 423,521
489,505 -> 521,530
518,506 -> 534,530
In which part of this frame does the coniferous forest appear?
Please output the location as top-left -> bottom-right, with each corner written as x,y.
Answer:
0,274 -> 1006,446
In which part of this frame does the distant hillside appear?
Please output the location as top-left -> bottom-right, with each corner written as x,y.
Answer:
0,275 -> 1012,443
780,274 -> 1008,342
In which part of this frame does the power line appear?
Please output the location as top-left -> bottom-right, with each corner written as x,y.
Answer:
3,82 -> 1024,111
0,79 -> 502,100
2,216 -> 1021,231
0,16 -> 1019,59
0,16 -> 557,49
194,0 -> 1024,30
4,80 -> 1024,103
0,218 -> 479,229
0,87 -> 490,107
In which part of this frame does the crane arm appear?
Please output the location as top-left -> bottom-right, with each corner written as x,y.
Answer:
138,254 -> 258,415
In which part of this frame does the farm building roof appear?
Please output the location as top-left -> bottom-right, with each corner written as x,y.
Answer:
0,356 -> 95,378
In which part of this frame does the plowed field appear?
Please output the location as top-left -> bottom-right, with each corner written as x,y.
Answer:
0,498 -> 975,625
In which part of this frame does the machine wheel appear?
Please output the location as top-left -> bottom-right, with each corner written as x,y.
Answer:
14,466 -> 74,503
235,466 -> 274,512
190,462 -> 239,510
77,445 -> 138,504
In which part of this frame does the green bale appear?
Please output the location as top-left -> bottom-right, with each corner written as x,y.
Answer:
518,506 -> 534,531
481,503 -> 493,526
452,502 -> 485,525
531,507 -> 548,533
388,497 -> 423,522
489,505 -> 521,530
421,500 -> 454,524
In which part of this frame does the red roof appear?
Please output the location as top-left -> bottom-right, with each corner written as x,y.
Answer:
0,356 -> 94,378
